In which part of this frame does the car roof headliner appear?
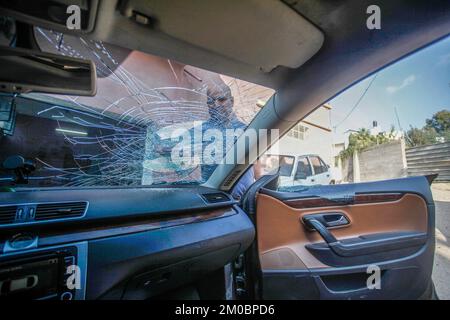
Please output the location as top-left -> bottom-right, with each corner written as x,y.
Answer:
8,0 -> 450,106
86,0 -> 323,90
205,0 -> 450,190
81,1 -> 450,96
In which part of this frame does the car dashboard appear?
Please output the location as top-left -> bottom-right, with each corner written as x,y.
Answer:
0,186 -> 255,299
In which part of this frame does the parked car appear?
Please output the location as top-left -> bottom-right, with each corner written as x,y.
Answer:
264,154 -> 335,186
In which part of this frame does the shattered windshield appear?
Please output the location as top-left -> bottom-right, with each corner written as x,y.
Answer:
0,28 -> 274,188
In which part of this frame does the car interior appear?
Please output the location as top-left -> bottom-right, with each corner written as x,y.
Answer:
0,0 -> 449,300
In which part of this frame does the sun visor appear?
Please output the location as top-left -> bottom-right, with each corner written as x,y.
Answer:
120,0 -> 324,72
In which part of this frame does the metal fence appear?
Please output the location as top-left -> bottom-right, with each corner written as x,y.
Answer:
406,142 -> 450,182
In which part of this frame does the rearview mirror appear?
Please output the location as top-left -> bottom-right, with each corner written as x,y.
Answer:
0,46 -> 97,96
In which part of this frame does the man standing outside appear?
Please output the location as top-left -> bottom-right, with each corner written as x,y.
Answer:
201,78 -> 255,199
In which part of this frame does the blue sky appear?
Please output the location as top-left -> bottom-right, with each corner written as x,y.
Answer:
329,35 -> 450,143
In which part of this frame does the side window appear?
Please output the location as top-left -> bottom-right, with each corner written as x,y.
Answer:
310,156 -> 324,175
319,157 -> 329,173
258,35 -> 449,193
279,156 -> 295,177
258,155 -> 294,177
295,157 -> 312,179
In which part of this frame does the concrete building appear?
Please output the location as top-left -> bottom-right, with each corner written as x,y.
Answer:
268,104 -> 334,166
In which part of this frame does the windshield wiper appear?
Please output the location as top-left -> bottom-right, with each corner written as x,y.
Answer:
171,181 -> 199,185
148,181 -> 169,186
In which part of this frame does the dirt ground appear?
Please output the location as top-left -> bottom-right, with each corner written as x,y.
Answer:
431,182 -> 450,300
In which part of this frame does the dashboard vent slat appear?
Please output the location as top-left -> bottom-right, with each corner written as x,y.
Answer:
35,202 -> 87,221
0,206 -> 18,224
201,193 -> 231,204
222,170 -> 242,188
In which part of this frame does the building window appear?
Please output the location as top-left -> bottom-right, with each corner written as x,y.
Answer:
288,123 -> 308,140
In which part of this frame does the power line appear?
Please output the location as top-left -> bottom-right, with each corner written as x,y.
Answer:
334,72 -> 379,130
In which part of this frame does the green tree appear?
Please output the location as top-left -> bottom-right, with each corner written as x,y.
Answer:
339,127 -> 396,160
425,110 -> 450,134
406,126 -> 437,147
406,109 -> 450,147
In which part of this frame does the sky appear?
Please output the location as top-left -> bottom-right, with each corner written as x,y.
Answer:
328,34 -> 450,143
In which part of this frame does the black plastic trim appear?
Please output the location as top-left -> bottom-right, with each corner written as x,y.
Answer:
0,186 -> 236,230
306,232 -> 427,261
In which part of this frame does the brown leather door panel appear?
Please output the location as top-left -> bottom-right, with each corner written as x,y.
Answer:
257,193 -> 428,270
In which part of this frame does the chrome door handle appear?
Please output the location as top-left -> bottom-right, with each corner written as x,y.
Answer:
302,212 -> 349,229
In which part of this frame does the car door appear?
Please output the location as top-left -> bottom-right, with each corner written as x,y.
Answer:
255,175 -> 435,299
308,156 -> 330,185
293,156 -> 315,186
318,157 -> 332,184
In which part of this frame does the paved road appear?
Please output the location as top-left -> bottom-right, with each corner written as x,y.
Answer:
432,183 -> 450,300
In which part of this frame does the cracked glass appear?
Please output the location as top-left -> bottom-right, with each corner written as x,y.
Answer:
0,28 -> 274,188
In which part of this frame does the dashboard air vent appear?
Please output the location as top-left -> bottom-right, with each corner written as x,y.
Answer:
222,169 -> 242,188
202,193 -> 231,204
35,202 -> 87,221
0,206 -> 18,224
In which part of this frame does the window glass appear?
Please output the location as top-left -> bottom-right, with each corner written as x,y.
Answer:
287,124 -> 308,140
278,156 -> 295,177
258,155 -> 294,177
296,157 -> 312,178
0,28 -> 274,189
258,35 -> 450,190
310,156 -> 324,175
319,157 -> 328,172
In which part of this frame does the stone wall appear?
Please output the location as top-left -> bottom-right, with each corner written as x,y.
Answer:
341,139 -> 407,183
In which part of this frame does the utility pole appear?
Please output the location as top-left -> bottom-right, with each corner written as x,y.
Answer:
394,106 -> 402,132
394,105 -> 413,146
